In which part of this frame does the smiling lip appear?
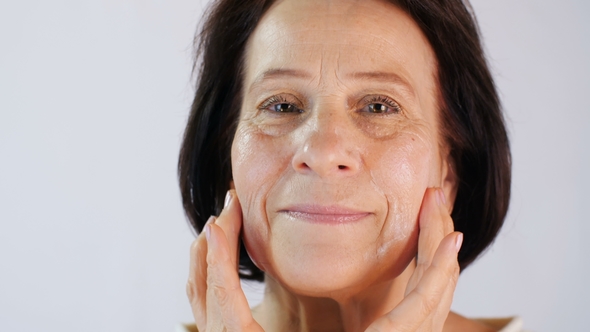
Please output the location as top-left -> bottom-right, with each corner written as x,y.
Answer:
278,204 -> 371,225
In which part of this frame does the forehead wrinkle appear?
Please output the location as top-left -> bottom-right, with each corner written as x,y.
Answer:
245,0 -> 437,108
333,49 -> 345,91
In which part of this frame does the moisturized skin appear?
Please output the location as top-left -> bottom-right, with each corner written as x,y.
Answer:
232,0 -> 452,298
185,0 -> 497,331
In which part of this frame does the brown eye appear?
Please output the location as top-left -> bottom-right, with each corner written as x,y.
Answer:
258,95 -> 304,115
368,103 -> 391,113
274,103 -> 301,113
360,96 -> 402,115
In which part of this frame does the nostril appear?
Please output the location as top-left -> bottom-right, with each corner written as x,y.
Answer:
338,165 -> 347,170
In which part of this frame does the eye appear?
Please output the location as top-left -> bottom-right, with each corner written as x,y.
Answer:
360,95 -> 402,115
368,103 -> 392,113
273,103 -> 301,113
259,95 -> 304,114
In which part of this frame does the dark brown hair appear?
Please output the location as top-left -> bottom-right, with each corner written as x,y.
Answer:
179,0 -> 511,281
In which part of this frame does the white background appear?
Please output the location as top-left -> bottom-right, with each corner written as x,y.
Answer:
1,0 -> 588,331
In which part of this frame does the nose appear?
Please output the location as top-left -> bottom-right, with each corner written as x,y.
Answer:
291,111 -> 361,178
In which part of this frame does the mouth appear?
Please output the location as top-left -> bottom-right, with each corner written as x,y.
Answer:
278,204 -> 372,225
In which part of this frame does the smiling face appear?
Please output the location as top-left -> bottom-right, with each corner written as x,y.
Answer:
231,0 -> 455,297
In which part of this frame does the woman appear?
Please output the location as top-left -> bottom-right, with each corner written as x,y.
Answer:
179,0 -> 515,331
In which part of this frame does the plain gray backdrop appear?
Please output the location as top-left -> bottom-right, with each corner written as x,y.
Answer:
1,0 -> 588,331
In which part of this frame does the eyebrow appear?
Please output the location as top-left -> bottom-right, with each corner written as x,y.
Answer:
346,71 -> 416,99
248,68 -> 416,99
248,68 -> 312,92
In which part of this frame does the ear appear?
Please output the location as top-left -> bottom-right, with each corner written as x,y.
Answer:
441,154 -> 458,213
229,180 -> 235,189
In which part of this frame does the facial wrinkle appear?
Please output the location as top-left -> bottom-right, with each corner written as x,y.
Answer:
368,166 -> 388,237
234,0 -> 444,314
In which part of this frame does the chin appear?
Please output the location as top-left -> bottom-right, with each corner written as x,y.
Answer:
244,222 -> 419,300
273,251 -> 416,301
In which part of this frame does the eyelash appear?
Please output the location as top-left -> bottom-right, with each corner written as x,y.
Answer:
258,95 -> 303,114
257,94 -> 402,115
361,95 -> 402,115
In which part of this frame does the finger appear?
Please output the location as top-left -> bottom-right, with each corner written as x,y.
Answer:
206,223 -> 263,331
187,216 -> 216,330
214,190 -> 242,266
437,188 -> 454,236
412,232 -> 462,332
426,262 -> 459,330
415,236 -> 462,332
418,188 -> 453,266
366,232 -> 462,332
405,188 -> 446,293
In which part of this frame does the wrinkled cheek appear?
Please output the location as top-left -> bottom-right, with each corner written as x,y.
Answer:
379,199 -> 421,254
372,141 -> 432,260
231,127 -> 285,273
232,129 -> 276,189
242,219 -> 269,272
370,194 -> 420,277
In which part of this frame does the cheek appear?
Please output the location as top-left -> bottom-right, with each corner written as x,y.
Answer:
231,125 -> 290,271
370,135 -> 434,256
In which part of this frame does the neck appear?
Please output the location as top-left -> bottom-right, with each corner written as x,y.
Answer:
252,260 -> 416,332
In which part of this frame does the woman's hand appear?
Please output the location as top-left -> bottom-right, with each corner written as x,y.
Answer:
365,188 -> 463,332
186,188 -> 461,332
186,190 -> 264,332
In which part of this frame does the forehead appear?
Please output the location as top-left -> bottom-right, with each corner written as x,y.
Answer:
244,0 -> 438,96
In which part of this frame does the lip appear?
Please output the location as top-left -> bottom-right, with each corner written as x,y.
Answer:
278,204 -> 372,225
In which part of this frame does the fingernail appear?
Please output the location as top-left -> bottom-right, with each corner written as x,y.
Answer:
205,215 -> 215,225
224,190 -> 232,209
436,188 -> 447,206
455,233 -> 463,252
205,224 -> 211,241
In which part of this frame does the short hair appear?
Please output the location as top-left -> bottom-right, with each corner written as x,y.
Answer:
178,0 -> 511,281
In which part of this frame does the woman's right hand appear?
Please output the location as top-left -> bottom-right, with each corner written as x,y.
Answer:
186,190 -> 264,332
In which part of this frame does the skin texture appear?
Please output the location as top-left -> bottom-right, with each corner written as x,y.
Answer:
186,0 -> 496,331
233,0 -> 452,298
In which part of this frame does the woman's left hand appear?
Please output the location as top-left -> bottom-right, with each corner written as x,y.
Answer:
365,188 -> 463,332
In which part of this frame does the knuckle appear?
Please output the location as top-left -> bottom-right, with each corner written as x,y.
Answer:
415,288 -> 438,315
212,283 -> 231,307
439,265 -> 455,282
207,247 -> 231,267
432,258 -> 460,283
207,269 -> 237,308
442,260 -> 460,284
186,280 -> 197,302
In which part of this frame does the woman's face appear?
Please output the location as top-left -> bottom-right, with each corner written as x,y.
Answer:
231,0 -> 455,297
